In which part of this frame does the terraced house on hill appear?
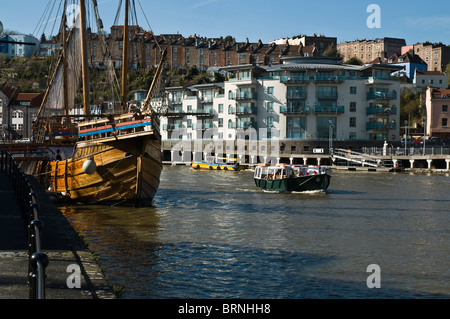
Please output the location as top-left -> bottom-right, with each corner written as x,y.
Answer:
159,56 -> 402,163
40,28 -> 336,70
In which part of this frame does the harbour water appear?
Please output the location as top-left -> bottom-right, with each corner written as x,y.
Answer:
60,166 -> 449,299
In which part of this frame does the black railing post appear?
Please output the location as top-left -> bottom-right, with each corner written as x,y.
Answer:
28,252 -> 49,299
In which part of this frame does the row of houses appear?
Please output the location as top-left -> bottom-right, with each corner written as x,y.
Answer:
2,27 -> 449,85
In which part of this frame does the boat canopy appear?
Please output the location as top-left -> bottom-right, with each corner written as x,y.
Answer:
254,165 -> 326,179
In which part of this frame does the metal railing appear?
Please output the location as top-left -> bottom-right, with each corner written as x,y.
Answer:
0,150 -> 48,299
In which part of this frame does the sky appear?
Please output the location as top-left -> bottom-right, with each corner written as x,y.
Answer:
1,0 -> 450,45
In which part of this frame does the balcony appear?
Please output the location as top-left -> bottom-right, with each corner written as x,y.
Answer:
367,92 -> 397,100
163,123 -> 184,131
235,106 -> 257,115
191,108 -> 214,116
314,105 -> 344,114
366,107 -> 397,115
314,75 -> 345,83
366,122 -> 397,130
279,75 -> 310,84
192,122 -> 214,129
280,106 -> 310,114
237,122 -> 257,129
230,92 -> 258,100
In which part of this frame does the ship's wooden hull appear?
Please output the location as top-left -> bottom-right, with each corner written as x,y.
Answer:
36,132 -> 162,206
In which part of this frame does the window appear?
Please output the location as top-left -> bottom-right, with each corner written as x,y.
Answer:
318,86 -> 337,98
287,86 -> 306,99
286,117 -> 306,139
267,102 -> 273,112
443,105 -> 448,112
267,87 -> 274,94
218,104 -> 223,113
218,118 -> 223,128
349,117 -> 356,127
187,119 -> 192,128
267,116 -> 274,128
442,118 -> 448,127
350,102 -> 356,112
350,87 -> 357,94
349,132 -> 356,140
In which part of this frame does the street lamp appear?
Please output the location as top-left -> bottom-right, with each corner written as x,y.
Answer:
423,116 -> 426,155
404,120 -> 407,155
329,120 -> 334,155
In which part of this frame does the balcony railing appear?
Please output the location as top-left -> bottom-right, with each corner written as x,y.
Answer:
366,107 -> 397,115
315,75 -> 345,83
280,106 -> 310,114
314,105 -> 344,114
366,122 -> 397,130
235,106 -> 257,115
192,122 -> 214,129
367,92 -> 397,100
230,92 -> 258,100
191,109 -> 214,116
279,75 -> 310,84
163,124 -> 184,131
237,122 -> 257,129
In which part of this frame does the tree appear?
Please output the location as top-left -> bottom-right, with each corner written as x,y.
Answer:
400,88 -> 425,126
324,45 -> 341,58
344,56 -> 363,65
446,62 -> 450,89
223,35 -> 234,43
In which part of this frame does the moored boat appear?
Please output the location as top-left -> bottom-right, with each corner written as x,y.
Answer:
254,163 -> 331,192
191,160 -> 246,171
29,0 -> 166,206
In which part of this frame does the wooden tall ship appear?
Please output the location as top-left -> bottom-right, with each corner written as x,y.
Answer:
31,0 -> 166,206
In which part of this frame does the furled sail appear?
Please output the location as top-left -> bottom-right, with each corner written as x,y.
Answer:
38,14 -> 83,117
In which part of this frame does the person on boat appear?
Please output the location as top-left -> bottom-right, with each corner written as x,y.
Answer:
56,149 -> 62,161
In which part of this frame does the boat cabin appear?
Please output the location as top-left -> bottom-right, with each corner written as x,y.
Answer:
254,165 -> 323,180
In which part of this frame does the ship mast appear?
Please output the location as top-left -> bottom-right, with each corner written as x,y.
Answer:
121,0 -> 129,113
79,0 -> 90,115
62,0 -> 69,122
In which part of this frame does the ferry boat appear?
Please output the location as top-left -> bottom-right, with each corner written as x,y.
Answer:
254,163 -> 331,192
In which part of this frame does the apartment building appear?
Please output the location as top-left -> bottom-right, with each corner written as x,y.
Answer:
159,56 -> 402,162
337,37 -> 406,63
425,87 -> 450,139
412,42 -> 450,72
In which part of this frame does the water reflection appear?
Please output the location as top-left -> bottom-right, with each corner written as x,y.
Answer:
60,167 -> 450,298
